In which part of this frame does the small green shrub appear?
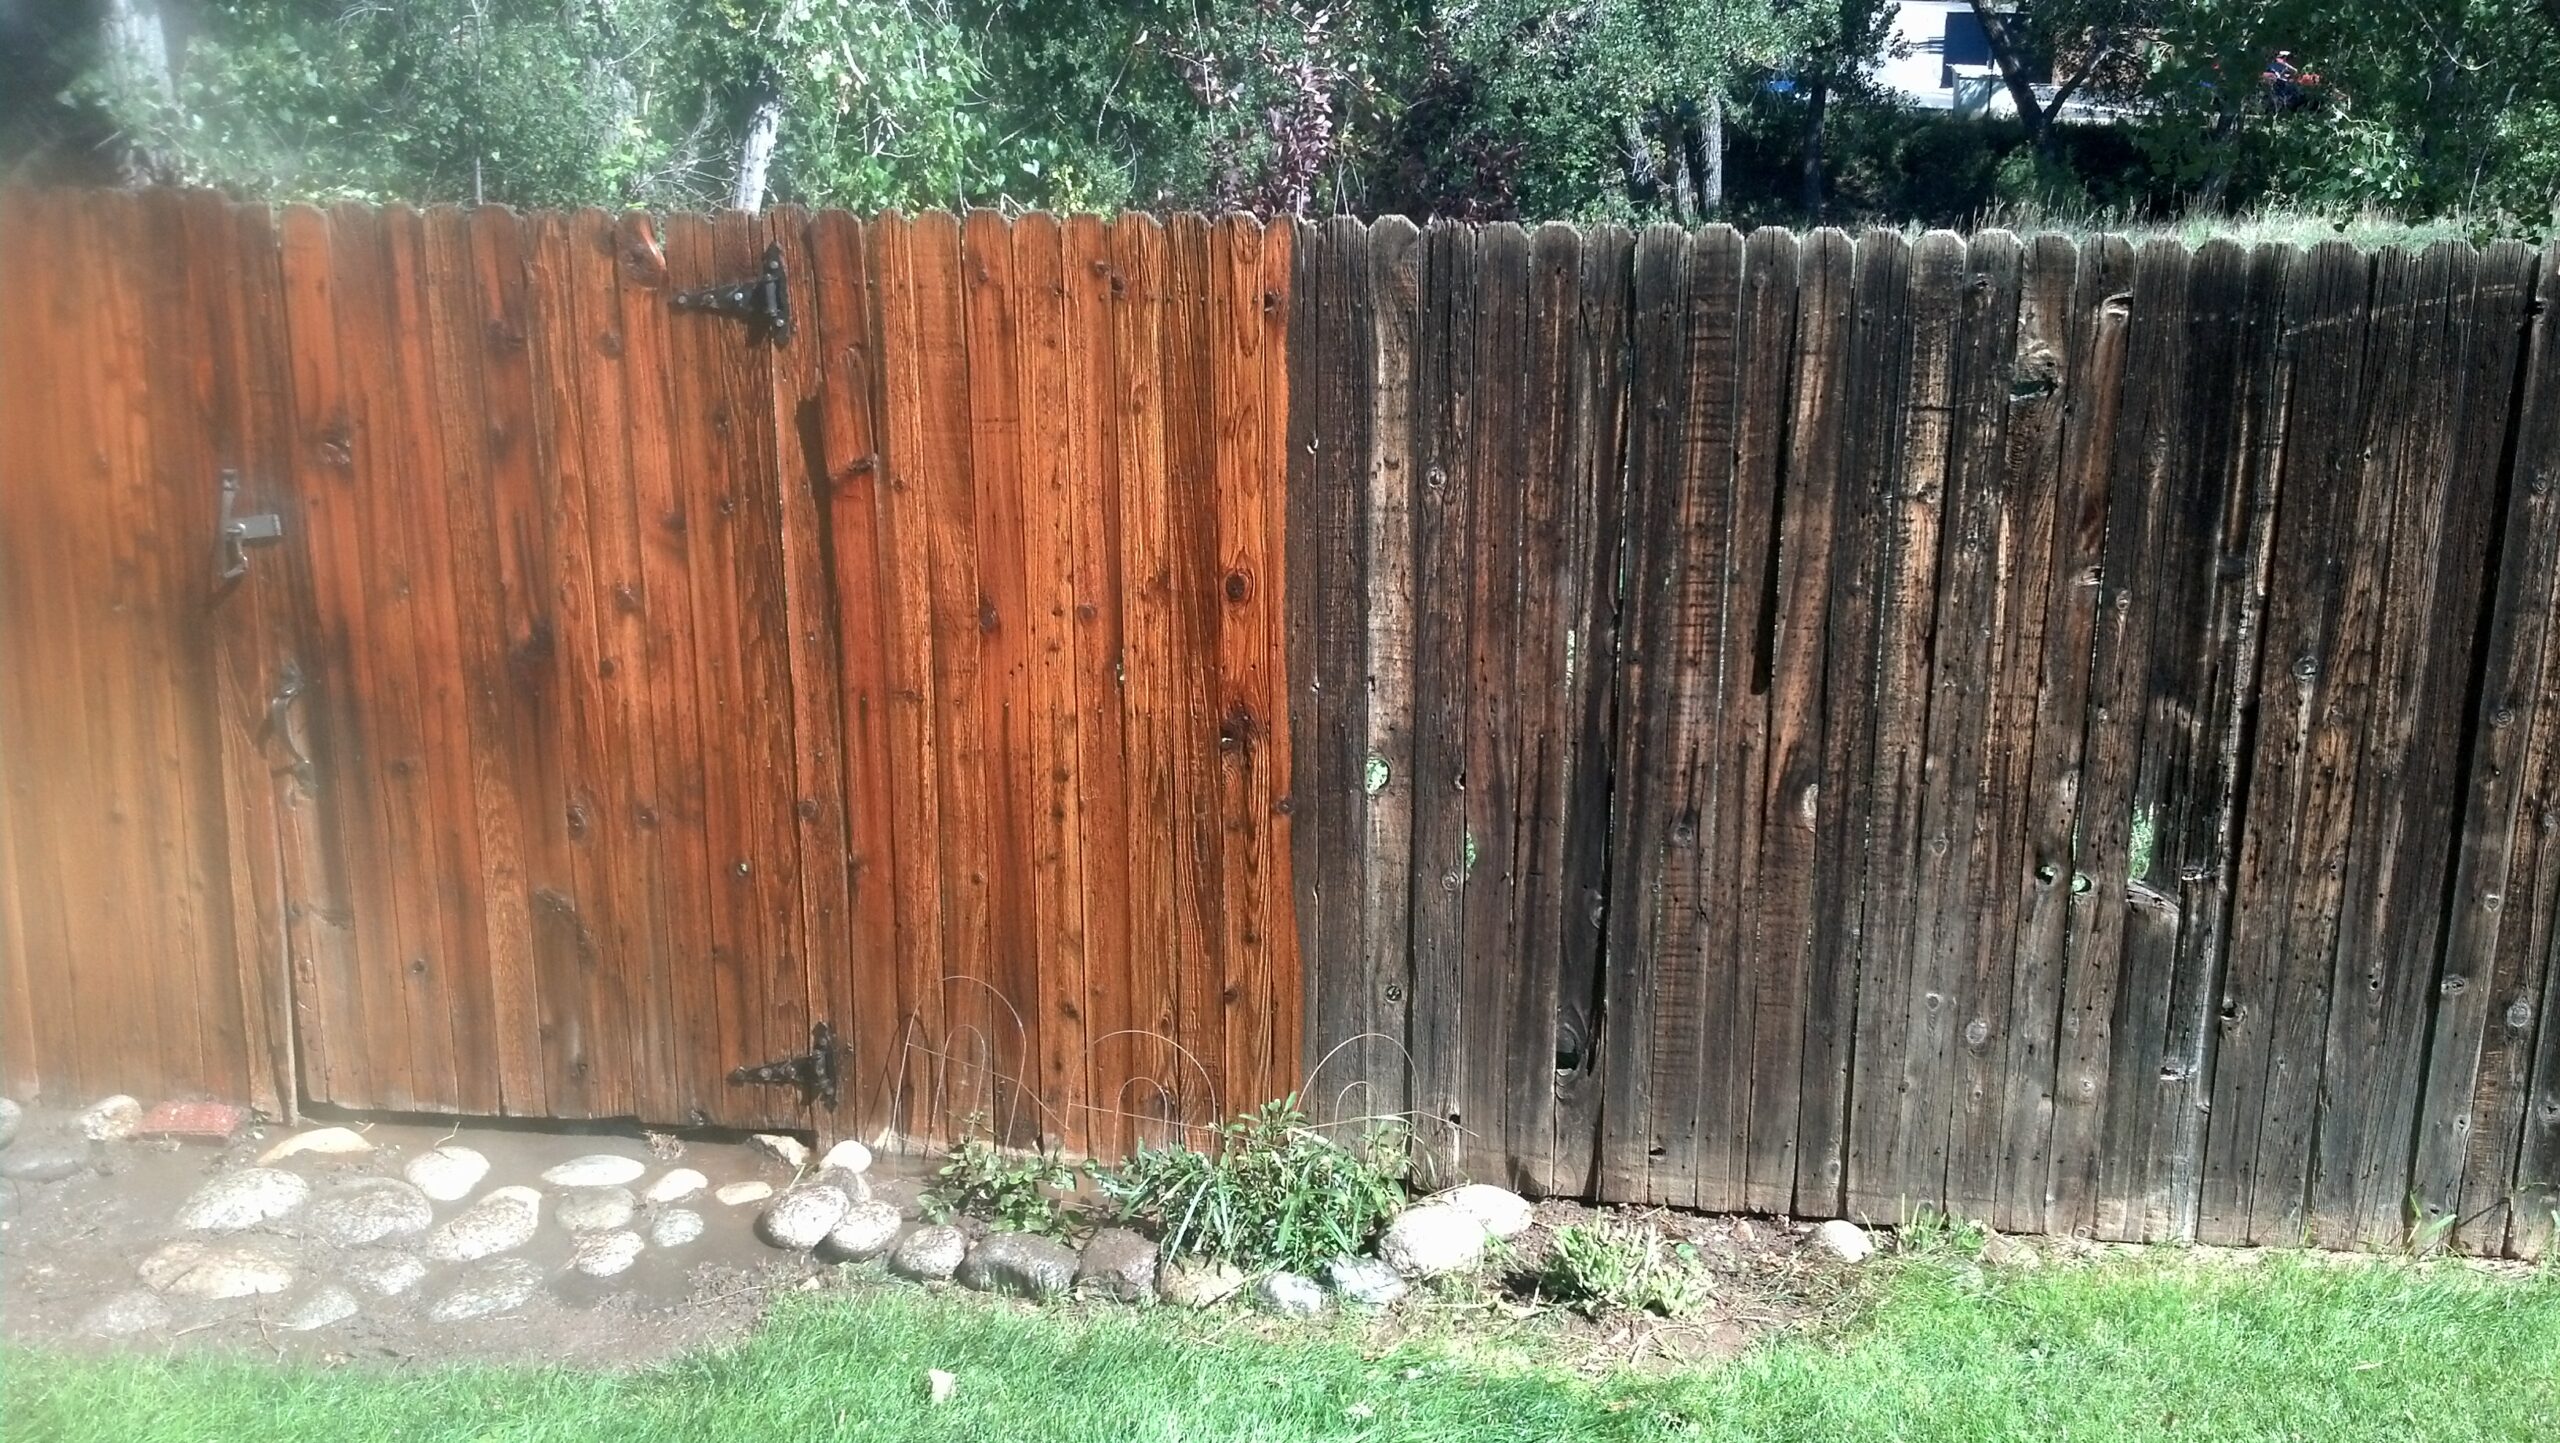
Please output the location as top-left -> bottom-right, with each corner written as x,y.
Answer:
1093,1097 -> 1409,1274
1538,1216 -> 1715,1318
920,1119 -> 1078,1237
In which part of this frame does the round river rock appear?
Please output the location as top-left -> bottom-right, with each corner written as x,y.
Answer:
0,1140 -> 89,1183
423,1185 -> 543,1262
648,1207 -> 706,1248
570,1228 -> 646,1278
138,1238 -> 299,1300
757,1182 -> 852,1250
555,1185 -> 637,1233
175,1167 -> 312,1232
890,1224 -> 968,1282
428,1257 -> 547,1322
403,1145 -> 491,1203
540,1154 -> 646,1188
301,1176 -> 434,1246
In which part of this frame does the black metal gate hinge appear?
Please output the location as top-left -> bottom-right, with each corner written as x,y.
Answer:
729,1019 -> 839,1109
672,242 -> 792,346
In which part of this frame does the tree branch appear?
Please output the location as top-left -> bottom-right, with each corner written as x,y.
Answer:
1965,0 -> 2049,137
2047,33 -> 2118,120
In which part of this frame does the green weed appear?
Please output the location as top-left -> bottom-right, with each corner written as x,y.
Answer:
1539,1215 -> 1716,1318
919,1117 -> 1078,1237
1091,1096 -> 1409,1274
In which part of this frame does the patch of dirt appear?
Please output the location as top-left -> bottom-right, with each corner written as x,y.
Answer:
1,1108 -> 939,1369
1336,1197 -> 1847,1374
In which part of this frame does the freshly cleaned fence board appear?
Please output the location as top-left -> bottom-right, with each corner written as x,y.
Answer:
1,189 -> 1294,1151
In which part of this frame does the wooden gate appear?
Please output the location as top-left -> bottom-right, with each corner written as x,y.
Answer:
1,189 -> 1298,1148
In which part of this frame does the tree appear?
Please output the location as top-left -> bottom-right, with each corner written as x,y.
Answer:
1440,0 -> 1807,220
1965,0 -> 2131,153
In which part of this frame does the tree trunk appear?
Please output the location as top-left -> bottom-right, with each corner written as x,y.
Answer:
1697,92 -> 1725,219
1621,114 -> 1662,211
1666,114 -> 1697,225
1799,75 -> 1830,216
731,91 -> 783,212
1965,0 -> 2054,153
100,0 -> 176,183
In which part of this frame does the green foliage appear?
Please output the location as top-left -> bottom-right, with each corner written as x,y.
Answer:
1538,1215 -> 1716,1318
1093,1097 -> 1409,1274
33,1 -> 2560,234
920,1120 -> 1077,1237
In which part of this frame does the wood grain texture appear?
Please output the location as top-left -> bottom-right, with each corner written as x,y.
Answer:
2417,242 -> 2560,1254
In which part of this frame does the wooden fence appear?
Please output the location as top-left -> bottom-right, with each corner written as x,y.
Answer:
1288,218 -> 2560,1256
7,190 -> 2560,1256
0,188 -> 1296,1154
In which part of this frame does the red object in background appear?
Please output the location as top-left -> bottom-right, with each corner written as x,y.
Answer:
136,1099 -> 248,1144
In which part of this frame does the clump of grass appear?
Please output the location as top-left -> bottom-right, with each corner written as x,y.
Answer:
1538,1215 -> 1716,1318
1092,1096 -> 1409,1274
919,1116 -> 1078,1237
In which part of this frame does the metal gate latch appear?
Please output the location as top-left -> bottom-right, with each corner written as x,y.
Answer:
729,1020 -> 839,1108
216,469 -> 284,582
672,242 -> 792,346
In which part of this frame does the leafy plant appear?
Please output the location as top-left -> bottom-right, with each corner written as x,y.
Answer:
1093,1097 -> 1409,1275
920,1118 -> 1077,1237
1537,1215 -> 1716,1318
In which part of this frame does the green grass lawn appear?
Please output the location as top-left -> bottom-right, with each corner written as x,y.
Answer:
9,1246 -> 2556,1442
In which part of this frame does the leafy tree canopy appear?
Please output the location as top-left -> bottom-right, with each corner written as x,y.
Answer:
5,0 -> 2555,234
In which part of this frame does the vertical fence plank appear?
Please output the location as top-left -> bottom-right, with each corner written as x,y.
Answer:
960,209 -> 1040,1139
1461,222 -> 1532,1184
199,191 -> 318,1118
1212,216 -> 1281,1117
909,211 -> 997,1135
1159,215 -> 1230,1131
2002,237 -> 2135,1235
1547,226 -> 1635,1198
2207,241 -> 2376,1244
1846,228 -> 1966,1222
1010,213 -> 1090,1150
1356,217 -> 1420,1131
1967,233 -> 2077,1231
1292,218 -> 1352,1119
1599,225 -> 1689,1200
1506,221 -> 1584,1190
1409,222 -> 1481,1176
0,190 -> 85,1101
2418,241 -> 2560,1254
2058,238 -> 2191,1241
601,212 -> 721,1121
1714,228 -> 1799,1213
1805,230 -> 1908,1218
1754,228 -> 1852,1213
803,210 -> 902,1136
1258,218 -> 1302,1109
524,208 -> 636,1119
1062,214 -> 1133,1151
1664,224 -> 1749,1209
571,207 -> 676,1128
757,208 -> 857,1138
863,215 -> 952,1141
1919,230 -> 2026,1225
2126,238 -> 2290,1241
1107,215 -> 1184,1144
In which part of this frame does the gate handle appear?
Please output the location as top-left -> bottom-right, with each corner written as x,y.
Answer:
216,469 -> 284,583
264,660 -> 315,789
